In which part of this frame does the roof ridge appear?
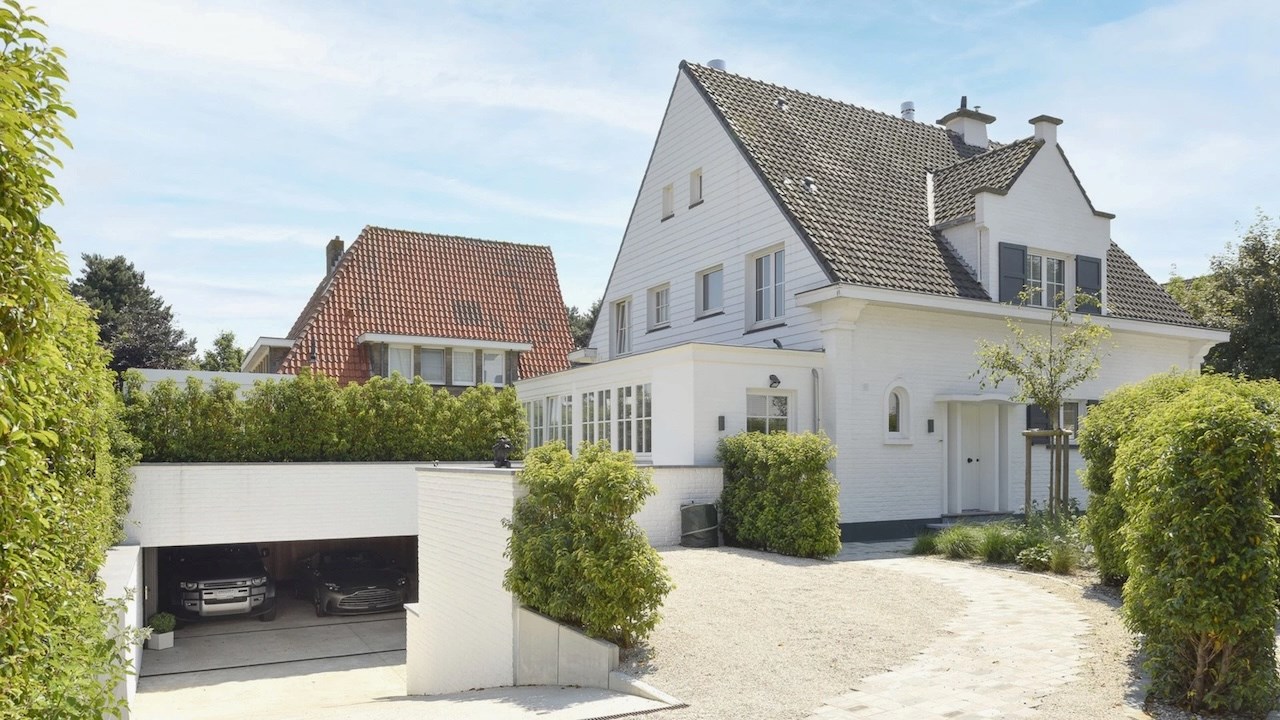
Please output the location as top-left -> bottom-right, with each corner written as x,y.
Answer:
932,136 -> 1041,175
683,60 -> 987,137
363,225 -> 554,251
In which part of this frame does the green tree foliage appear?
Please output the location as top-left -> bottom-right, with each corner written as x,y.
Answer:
1116,378 -> 1280,714
1171,214 -> 1280,379
198,330 -> 246,372
1077,372 -> 1197,584
504,441 -> 672,647
0,4 -> 139,715
122,369 -> 526,462
566,298 -> 601,350
70,253 -> 197,372
717,432 -> 841,559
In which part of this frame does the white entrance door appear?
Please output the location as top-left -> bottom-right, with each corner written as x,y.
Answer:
959,404 -> 997,512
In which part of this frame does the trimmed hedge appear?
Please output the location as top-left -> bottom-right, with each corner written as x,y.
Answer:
121,370 -> 526,462
1117,381 -> 1280,714
717,432 -> 841,559
504,441 -> 672,648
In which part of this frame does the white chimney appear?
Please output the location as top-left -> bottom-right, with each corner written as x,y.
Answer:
1029,114 -> 1062,145
900,101 -> 915,121
936,95 -> 995,147
707,58 -> 727,71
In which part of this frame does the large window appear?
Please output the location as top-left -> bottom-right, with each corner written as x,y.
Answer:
524,401 -> 544,449
1025,253 -> 1066,307
482,351 -> 505,386
635,383 -> 652,453
616,385 -> 634,452
613,299 -> 631,356
417,348 -> 445,384
649,285 -> 670,330
752,248 -> 785,323
747,392 -> 790,433
387,346 -> 413,378
697,266 -> 723,317
453,349 -> 476,385
546,395 -> 573,447
581,389 -> 612,445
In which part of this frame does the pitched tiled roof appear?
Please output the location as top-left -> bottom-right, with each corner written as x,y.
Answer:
681,61 -> 1205,327
278,227 -> 574,384
932,138 -> 1042,224
1104,242 -> 1198,326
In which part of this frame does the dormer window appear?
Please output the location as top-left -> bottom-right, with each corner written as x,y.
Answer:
1025,253 -> 1065,307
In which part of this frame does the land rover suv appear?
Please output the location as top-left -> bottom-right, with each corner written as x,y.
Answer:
166,543 -> 277,621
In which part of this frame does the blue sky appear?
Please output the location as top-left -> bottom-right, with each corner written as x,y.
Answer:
40,0 -> 1280,352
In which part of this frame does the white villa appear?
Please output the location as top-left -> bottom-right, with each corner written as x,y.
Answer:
516,60 -> 1226,540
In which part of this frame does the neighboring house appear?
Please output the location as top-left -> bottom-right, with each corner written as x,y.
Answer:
516,60 -> 1227,540
243,226 -> 575,390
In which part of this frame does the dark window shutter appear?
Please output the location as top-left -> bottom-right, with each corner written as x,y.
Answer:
1075,255 -> 1102,314
1026,404 -> 1050,445
999,243 -> 1027,303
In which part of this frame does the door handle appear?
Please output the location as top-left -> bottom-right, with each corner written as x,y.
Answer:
967,457 -> 973,463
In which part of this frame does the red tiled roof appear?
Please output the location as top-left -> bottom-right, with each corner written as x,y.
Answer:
277,226 -> 574,384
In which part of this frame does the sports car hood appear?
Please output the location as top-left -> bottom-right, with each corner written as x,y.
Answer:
323,567 -> 404,588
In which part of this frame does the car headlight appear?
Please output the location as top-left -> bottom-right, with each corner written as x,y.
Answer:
251,576 -> 267,587
396,577 -> 408,587
324,582 -> 340,591
180,581 -> 198,591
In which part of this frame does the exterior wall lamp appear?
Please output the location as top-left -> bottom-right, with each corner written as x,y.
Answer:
768,374 -> 781,388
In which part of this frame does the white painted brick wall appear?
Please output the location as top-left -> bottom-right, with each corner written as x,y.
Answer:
635,467 -> 724,547
408,467 -> 521,695
100,545 -> 141,718
126,463 -> 418,547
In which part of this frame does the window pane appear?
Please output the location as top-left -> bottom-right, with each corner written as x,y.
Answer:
746,417 -> 766,433
483,352 -> 504,386
747,394 -> 766,416
769,396 -> 788,418
774,250 -> 785,319
419,349 -> 445,384
453,349 -> 475,384
388,347 -> 413,378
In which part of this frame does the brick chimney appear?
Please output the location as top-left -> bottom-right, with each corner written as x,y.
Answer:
325,236 -> 344,275
937,96 -> 996,148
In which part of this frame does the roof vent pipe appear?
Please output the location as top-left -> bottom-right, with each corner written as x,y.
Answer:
900,101 -> 915,121
707,58 -> 727,71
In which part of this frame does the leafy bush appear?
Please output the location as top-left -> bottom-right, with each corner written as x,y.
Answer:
1118,382 -> 1280,714
910,531 -> 939,555
1048,542 -> 1080,575
147,612 -> 176,634
504,441 -> 672,648
1017,545 -> 1051,571
122,369 -> 526,462
717,432 -> 840,559
1078,372 -> 1196,584
933,524 -> 982,559
976,522 -> 1028,564
1,6 -> 140,714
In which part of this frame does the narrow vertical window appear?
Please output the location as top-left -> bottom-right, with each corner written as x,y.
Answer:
649,285 -> 670,330
616,385 -> 634,452
697,267 -> 723,316
753,248 -> 785,323
613,299 -> 631,356
635,383 -> 652,453
387,346 -> 413,378
689,168 -> 703,206
1025,253 -> 1044,306
452,349 -> 476,385
888,392 -> 901,433
661,184 -> 674,220
1045,257 -> 1065,306
482,352 -> 504,386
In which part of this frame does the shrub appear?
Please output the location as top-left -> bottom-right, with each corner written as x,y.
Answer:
1118,382 -> 1280,714
1017,545 -> 1051,572
147,612 -> 176,634
1048,542 -> 1080,575
934,524 -> 982,559
910,531 -> 939,555
505,441 -> 672,648
976,522 -> 1028,564
1078,372 -> 1196,585
717,432 -> 840,559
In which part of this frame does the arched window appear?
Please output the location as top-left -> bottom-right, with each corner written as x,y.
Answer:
885,384 -> 911,443
888,391 -> 902,433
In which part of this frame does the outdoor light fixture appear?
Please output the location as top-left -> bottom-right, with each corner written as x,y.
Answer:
493,436 -> 513,468
768,374 -> 781,388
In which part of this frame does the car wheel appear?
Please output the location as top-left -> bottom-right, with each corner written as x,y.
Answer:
259,607 -> 277,622
314,592 -> 327,617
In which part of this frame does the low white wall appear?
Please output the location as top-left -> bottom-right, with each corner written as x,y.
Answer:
408,467 -> 522,695
515,607 -> 619,689
126,463 -> 419,547
636,466 -> 723,547
100,545 -> 142,719
132,368 -> 272,396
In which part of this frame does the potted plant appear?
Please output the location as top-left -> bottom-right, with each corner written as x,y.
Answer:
146,612 -> 176,650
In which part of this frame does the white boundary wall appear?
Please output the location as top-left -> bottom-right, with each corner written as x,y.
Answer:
639,467 -> 723,546
100,545 -> 142,719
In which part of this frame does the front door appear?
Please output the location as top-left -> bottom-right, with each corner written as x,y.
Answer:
959,404 -> 993,511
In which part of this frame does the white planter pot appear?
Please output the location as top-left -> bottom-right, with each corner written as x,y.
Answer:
146,630 -> 174,650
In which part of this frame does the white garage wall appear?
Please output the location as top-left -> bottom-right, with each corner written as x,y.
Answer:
126,463 -> 420,547
100,545 -> 141,719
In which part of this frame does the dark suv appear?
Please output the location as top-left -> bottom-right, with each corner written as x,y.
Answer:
166,544 -> 277,621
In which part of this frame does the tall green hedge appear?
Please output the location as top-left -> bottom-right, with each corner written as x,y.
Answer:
717,432 -> 840,559
122,370 -> 526,462
504,441 -> 672,648
1117,381 -> 1280,714
1,5 -> 139,715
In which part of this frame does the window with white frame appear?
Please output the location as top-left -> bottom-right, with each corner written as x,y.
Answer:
752,247 -> 785,324
417,348 -> 445,384
649,285 -> 670,330
524,401 -> 544,449
661,184 -> 674,220
482,351 -> 505,386
546,394 -> 573,447
581,388 -> 612,445
696,266 -> 723,317
387,345 -> 413,378
886,386 -> 910,442
689,168 -> 703,206
452,349 -> 476,385
616,385 -> 634,452
1025,253 -> 1066,308
613,299 -> 631,356
746,392 -> 790,433
635,383 -> 652,453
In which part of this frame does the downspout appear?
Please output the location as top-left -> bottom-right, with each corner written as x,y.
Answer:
812,368 -> 821,432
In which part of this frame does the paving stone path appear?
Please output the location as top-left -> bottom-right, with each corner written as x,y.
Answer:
808,557 -> 1117,720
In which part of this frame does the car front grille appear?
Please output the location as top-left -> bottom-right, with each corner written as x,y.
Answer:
337,588 -> 401,609
200,579 -> 249,590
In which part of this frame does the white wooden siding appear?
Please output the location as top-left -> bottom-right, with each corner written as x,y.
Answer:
589,72 -> 829,356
